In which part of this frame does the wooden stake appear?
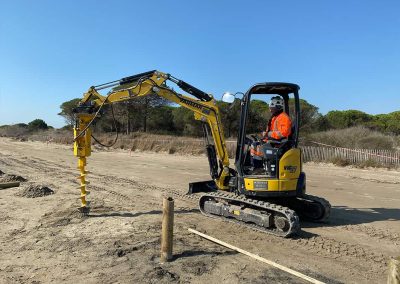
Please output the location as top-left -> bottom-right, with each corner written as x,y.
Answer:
188,228 -> 326,284
0,182 -> 20,189
388,257 -> 400,284
161,197 -> 174,263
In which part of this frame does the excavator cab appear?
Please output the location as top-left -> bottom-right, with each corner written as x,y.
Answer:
222,83 -> 303,197
240,83 -> 300,183
197,82 -> 330,236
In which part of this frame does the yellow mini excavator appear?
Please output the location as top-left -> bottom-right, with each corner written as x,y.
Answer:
73,70 -> 330,237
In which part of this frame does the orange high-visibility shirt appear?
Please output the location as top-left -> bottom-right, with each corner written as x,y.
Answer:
266,112 -> 292,140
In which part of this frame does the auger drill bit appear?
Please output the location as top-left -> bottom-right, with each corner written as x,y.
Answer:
77,157 -> 90,215
73,113 -> 94,216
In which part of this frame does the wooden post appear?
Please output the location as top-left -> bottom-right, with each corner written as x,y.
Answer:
0,182 -> 20,189
161,197 -> 174,263
388,257 -> 400,284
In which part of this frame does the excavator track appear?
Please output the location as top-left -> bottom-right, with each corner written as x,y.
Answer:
275,194 -> 331,223
291,194 -> 331,222
199,191 -> 300,237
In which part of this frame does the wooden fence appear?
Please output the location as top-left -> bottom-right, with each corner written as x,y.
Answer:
117,137 -> 400,167
301,146 -> 400,167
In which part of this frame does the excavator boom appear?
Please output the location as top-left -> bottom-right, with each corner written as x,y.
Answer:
73,70 -> 231,214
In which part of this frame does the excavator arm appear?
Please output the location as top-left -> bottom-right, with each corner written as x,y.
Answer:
73,70 -> 231,214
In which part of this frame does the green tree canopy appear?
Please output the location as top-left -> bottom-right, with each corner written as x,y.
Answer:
325,110 -> 372,129
58,98 -> 81,126
108,82 -> 172,133
385,111 -> 400,134
57,94 -> 399,138
367,111 -> 400,134
28,119 -> 48,131
147,105 -> 175,133
171,106 -> 203,136
247,99 -> 270,134
289,98 -> 322,133
15,123 -> 28,128
217,99 -> 241,137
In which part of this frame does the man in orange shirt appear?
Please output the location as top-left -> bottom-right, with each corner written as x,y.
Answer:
250,96 -> 292,172
263,96 -> 292,141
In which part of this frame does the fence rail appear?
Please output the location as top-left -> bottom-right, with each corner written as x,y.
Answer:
301,146 -> 400,166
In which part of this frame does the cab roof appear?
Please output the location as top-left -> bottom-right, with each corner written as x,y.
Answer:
249,82 -> 300,95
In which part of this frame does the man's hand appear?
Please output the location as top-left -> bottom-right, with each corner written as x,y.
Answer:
262,131 -> 273,138
261,131 -> 271,143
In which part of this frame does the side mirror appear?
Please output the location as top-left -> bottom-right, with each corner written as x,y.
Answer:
222,92 -> 235,103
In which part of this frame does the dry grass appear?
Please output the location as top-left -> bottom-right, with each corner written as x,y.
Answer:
1,125 -> 397,169
0,126 -> 73,144
0,125 -> 30,137
327,156 -> 397,169
93,132 -> 237,157
329,156 -> 351,167
304,126 -> 398,150
354,159 -> 385,169
0,127 -> 236,157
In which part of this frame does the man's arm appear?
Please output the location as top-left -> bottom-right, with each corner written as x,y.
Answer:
266,114 -> 292,140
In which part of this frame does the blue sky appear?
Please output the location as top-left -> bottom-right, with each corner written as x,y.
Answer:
1,0 -> 399,128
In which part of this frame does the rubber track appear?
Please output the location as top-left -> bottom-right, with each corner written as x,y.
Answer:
199,191 -> 300,237
300,194 -> 331,222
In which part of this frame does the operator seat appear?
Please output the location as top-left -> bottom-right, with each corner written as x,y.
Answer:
261,122 -> 295,177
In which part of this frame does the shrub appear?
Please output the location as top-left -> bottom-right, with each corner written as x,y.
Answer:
0,125 -> 30,137
329,156 -> 350,167
60,125 -> 73,131
304,126 -> 395,150
356,136 -> 394,150
28,119 -> 48,131
355,159 -> 383,168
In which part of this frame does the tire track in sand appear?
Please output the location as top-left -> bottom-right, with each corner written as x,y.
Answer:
1,151 -> 392,279
88,173 -> 391,274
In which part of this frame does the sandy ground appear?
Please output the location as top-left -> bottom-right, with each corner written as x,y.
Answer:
0,137 -> 399,284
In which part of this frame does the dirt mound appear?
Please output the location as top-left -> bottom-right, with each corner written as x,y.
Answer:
0,174 -> 27,183
16,184 -> 54,198
146,266 -> 180,283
